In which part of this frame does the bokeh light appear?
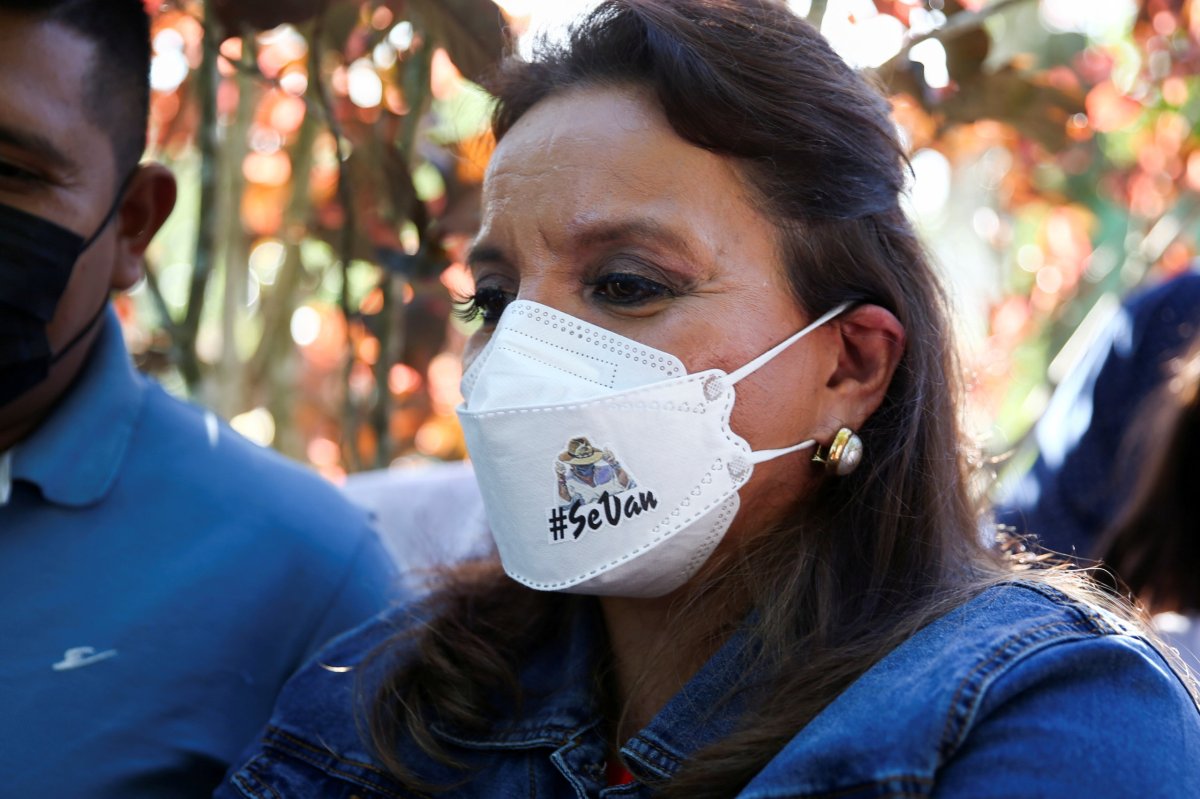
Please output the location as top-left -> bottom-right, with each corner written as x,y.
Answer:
128,0 -> 1200,480
230,407 -> 276,447
290,306 -> 321,347
347,59 -> 383,108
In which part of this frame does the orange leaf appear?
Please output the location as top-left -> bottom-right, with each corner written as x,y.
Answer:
1085,82 -> 1142,133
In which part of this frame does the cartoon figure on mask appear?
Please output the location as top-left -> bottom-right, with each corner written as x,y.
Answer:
555,437 -> 635,506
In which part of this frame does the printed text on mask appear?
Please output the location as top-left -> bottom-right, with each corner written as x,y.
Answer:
549,490 -> 659,542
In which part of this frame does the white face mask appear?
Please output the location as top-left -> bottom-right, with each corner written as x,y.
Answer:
457,300 -> 847,598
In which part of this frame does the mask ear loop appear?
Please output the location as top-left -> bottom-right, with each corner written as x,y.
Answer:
48,169 -> 141,366
748,439 -> 817,464
724,302 -> 852,466
48,300 -> 112,366
726,301 -> 851,386
79,167 -> 140,252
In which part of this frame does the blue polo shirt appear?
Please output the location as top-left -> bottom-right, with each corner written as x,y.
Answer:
0,309 -> 400,797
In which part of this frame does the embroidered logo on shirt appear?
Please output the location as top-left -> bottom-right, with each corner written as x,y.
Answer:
52,646 -> 118,671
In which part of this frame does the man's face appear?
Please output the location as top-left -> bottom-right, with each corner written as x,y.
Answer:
0,11 -> 124,352
0,9 -> 168,432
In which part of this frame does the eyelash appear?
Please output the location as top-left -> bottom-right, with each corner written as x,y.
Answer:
586,272 -> 676,305
454,286 -> 512,325
454,271 -> 677,325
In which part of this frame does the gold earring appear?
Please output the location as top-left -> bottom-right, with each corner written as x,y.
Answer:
812,427 -> 863,476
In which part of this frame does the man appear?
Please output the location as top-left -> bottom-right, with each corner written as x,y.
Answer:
0,2 -> 398,795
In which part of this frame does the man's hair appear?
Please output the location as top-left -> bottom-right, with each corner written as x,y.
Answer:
0,0 -> 150,176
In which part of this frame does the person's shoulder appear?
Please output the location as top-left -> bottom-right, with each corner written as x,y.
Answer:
1122,269 -> 1200,357
930,582 -> 1200,797
1126,268 -> 1200,318
125,381 -> 399,660
740,581 -> 1200,798
273,602 -> 414,724
131,380 -> 370,537
218,602 -> 427,798
859,580 -> 1153,686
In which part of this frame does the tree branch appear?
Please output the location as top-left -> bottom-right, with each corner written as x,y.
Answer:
874,0 -> 1034,82
806,0 -> 828,31
141,260 -> 180,341
178,11 -> 222,393
309,6 -> 362,472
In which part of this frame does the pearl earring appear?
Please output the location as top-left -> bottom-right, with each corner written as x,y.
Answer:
812,427 -> 863,476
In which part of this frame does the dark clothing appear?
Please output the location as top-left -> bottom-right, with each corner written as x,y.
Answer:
997,272 -> 1200,555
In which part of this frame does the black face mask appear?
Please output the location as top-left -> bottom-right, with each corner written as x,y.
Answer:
0,188 -> 126,407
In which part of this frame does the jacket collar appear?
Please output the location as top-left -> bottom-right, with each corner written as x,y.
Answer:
429,597 -> 606,749
12,307 -> 145,507
430,597 -> 754,781
619,625 -> 754,781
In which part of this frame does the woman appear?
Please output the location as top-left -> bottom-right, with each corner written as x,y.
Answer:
218,2 -> 1200,796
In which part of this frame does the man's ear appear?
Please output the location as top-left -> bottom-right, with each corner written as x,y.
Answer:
110,163 -> 177,291
824,304 -> 906,430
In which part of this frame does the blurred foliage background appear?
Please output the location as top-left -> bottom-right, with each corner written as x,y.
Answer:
123,0 -> 1200,482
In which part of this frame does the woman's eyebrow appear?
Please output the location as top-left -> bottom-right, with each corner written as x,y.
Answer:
466,219 -> 700,268
569,218 -> 698,260
466,243 -> 507,268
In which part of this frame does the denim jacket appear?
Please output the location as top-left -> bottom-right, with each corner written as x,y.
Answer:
217,581 -> 1200,798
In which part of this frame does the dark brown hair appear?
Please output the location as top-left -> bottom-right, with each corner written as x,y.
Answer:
1096,336 -> 1200,613
0,0 -> 151,173
364,2 -> 1117,795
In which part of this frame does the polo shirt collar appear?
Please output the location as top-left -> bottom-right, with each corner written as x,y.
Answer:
11,307 -> 145,507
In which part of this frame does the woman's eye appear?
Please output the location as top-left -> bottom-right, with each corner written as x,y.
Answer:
454,286 -> 513,325
590,273 -> 674,305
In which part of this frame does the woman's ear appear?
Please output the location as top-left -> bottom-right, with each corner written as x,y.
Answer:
110,163 -> 177,291
824,304 -> 905,429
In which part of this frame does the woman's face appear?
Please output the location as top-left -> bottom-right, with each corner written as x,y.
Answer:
466,85 -> 845,542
